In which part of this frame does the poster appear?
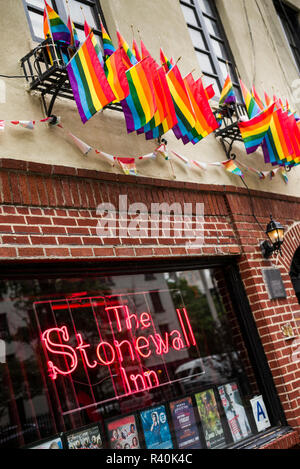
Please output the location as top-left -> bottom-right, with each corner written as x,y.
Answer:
107,415 -> 140,449
28,437 -> 63,449
218,382 -> 252,442
170,397 -> 202,449
195,389 -> 226,449
140,405 -> 173,449
250,395 -> 271,432
66,425 -> 103,449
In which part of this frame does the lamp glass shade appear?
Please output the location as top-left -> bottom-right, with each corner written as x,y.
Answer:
266,220 -> 284,246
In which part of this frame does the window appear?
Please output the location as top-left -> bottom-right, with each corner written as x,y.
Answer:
0,264 -> 284,449
180,0 -> 242,101
274,0 -> 300,72
23,0 -> 105,48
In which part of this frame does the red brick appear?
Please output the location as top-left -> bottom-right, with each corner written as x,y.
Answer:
115,247 -> 135,257
0,247 -> 17,257
26,216 -> 52,225
45,248 -> 70,257
0,173 -> 12,204
41,226 -> 66,235
17,247 -> 44,257
70,247 -> 94,257
2,235 -> 30,245
0,214 -> 26,224
57,236 -> 82,245
52,217 -> 77,226
93,247 -> 114,257
31,236 -> 57,245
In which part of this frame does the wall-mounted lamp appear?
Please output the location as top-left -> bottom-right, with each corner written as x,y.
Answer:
260,215 -> 285,259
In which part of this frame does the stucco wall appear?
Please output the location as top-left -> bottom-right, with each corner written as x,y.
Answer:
0,0 -> 299,196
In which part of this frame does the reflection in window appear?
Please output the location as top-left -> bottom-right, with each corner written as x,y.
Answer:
23,0 -> 105,53
0,267 -> 273,448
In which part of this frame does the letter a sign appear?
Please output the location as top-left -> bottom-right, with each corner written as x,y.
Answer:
250,395 -> 271,432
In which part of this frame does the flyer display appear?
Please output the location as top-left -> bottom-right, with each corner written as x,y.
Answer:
140,405 -> 173,449
65,424 -> 103,449
170,397 -> 202,449
218,382 -> 252,442
107,415 -> 140,449
27,436 -> 63,449
195,389 -> 226,449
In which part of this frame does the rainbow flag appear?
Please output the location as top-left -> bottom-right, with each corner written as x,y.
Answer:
222,160 -> 244,177
238,103 -> 275,154
104,47 -> 130,102
251,85 -> 265,111
240,79 -> 261,119
136,42 -> 167,135
67,16 -> 80,49
264,91 -> 272,107
184,74 -> 219,139
117,31 -> 138,67
166,65 -> 197,140
43,8 -> 54,65
117,157 -> 137,175
145,66 -> 177,140
219,74 -> 236,106
121,56 -> 157,132
160,48 -> 173,73
132,38 -> 142,61
66,34 -> 116,123
44,0 -> 71,44
101,23 -> 115,58
84,20 -> 104,67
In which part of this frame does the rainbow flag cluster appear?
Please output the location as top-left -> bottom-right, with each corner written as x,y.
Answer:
44,3 -> 219,142
237,80 -> 300,166
219,74 -> 300,167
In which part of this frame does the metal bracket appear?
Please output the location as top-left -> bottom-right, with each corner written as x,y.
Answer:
214,103 -> 247,160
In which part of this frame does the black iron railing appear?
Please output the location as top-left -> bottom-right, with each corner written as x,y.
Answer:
20,39 -> 122,117
214,102 -> 248,160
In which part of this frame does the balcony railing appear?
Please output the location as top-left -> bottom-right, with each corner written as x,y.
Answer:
20,39 -> 122,117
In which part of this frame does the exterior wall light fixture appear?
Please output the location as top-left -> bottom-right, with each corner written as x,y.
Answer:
260,215 -> 285,259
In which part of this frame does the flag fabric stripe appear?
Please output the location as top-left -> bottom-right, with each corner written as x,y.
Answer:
117,31 -> 138,66
240,79 -> 261,119
238,104 -> 275,154
101,23 -> 116,58
66,35 -> 115,123
45,0 -> 71,44
219,75 -> 236,106
84,20 -> 104,67
122,57 -> 156,132
105,48 -> 129,102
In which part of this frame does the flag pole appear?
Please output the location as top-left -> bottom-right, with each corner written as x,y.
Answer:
44,1 -> 60,67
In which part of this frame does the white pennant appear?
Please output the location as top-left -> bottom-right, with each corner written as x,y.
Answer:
68,132 -> 92,156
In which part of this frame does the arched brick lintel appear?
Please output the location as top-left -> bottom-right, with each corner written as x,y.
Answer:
279,223 -> 300,273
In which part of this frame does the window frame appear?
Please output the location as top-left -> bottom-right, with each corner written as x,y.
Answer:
180,0 -> 242,102
22,0 -> 107,44
0,256 -> 287,438
274,0 -> 300,73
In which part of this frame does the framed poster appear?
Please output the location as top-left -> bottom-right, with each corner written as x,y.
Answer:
64,423 -> 103,449
107,415 -> 140,449
195,389 -> 226,449
170,397 -> 202,449
218,382 -> 252,442
25,435 -> 63,449
140,405 -> 173,450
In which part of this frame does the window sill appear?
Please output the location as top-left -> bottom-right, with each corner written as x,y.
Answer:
228,427 -> 299,450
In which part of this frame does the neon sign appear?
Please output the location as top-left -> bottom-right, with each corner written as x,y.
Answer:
39,300 -> 197,397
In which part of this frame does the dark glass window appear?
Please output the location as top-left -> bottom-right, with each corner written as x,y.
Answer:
23,0 -> 105,48
274,0 -> 300,72
0,265 -> 281,449
180,0 -> 242,102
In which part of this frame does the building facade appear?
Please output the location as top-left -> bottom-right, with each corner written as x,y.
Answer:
0,0 -> 299,450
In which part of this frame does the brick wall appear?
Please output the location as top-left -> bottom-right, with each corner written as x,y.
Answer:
0,158 -> 299,446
